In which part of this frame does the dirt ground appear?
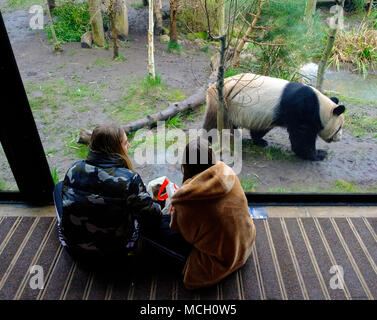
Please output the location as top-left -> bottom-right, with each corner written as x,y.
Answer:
0,1 -> 376,193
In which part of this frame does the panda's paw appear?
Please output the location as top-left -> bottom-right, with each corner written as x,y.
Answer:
314,149 -> 328,161
253,139 -> 268,148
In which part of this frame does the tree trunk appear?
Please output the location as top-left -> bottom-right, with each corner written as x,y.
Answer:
89,0 -> 105,47
109,0 -> 119,59
114,0 -> 129,40
304,0 -> 317,23
232,0 -> 264,68
148,0 -> 156,78
46,1 -> 62,53
316,27 -> 337,92
154,0 -> 164,35
366,0 -> 373,17
169,0 -> 178,43
47,0 -> 55,11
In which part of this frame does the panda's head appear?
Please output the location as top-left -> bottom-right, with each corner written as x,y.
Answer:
318,96 -> 346,143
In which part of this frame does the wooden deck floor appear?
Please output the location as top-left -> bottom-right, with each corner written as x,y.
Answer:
0,205 -> 376,300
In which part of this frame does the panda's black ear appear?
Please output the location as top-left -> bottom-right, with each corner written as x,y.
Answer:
333,105 -> 345,116
330,97 -> 339,104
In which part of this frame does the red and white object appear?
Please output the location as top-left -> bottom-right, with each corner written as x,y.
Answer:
147,176 -> 179,215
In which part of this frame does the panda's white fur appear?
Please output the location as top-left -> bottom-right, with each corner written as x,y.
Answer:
203,73 -> 345,161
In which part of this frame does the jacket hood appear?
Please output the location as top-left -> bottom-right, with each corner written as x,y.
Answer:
86,150 -> 125,169
172,161 -> 236,203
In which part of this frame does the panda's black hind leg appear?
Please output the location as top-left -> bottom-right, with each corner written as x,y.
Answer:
250,129 -> 270,147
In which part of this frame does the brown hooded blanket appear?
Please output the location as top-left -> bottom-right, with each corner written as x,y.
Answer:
170,161 -> 256,290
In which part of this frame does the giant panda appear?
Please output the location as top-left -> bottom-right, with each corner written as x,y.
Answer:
203,73 -> 346,161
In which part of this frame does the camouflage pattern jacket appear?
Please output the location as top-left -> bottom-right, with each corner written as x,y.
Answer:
61,150 -> 161,255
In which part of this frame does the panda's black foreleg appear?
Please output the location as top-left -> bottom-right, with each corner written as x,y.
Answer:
288,126 -> 327,161
250,129 -> 270,147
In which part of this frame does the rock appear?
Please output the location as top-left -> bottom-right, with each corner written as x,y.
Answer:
81,31 -> 93,48
160,34 -> 170,43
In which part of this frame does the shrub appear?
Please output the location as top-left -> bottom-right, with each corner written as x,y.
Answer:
45,0 -> 91,43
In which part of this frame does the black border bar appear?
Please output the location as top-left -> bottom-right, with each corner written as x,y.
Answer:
0,11 -> 55,205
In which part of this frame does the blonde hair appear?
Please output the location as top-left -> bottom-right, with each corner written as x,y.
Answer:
89,124 -> 134,170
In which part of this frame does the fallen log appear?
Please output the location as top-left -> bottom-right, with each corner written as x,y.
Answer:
77,84 -> 210,145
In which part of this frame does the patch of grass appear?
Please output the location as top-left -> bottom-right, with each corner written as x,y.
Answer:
265,146 -> 293,161
225,67 -> 244,78
0,178 -> 8,191
45,1 -> 91,43
107,74 -> 187,124
130,2 -> 144,9
46,148 -> 58,157
268,187 -> 287,193
6,0 -> 43,9
114,53 -> 127,62
244,141 -> 294,161
240,178 -> 257,192
345,112 -> 377,138
167,114 -> 185,129
64,134 -> 90,159
168,41 -> 182,53
92,58 -> 112,68
333,180 -> 361,193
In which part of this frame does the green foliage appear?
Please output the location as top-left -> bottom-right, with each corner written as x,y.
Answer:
168,41 -> 182,53
178,0 -> 220,34
51,167 -> 60,185
331,24 -> 377,75
45,1 -> 91,43
250,0 -> 326,80
167,114 -> 185,129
